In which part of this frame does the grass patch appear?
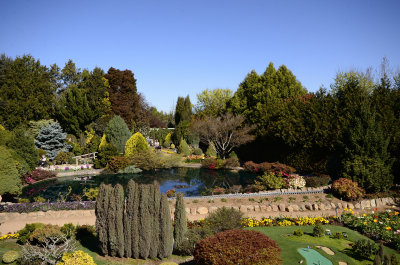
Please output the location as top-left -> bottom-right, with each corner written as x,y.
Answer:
247,225 -> 400,265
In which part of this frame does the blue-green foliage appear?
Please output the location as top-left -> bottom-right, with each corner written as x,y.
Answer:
34,122 -> 71,160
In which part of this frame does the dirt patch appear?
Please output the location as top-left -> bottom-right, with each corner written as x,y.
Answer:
316,245 -> 335,255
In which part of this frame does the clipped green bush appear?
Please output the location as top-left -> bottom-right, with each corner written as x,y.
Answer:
332,178 -> 365,201
93,143 -> 119,169
2,250 -> 20,264
178,139 -> 190,156
17,223 -> 45,244
193,148 -> 203,156
312,224 -> 325,237
57,250 -> 96,265
256,172 -> 285,190
194,229 -> 282,265
204,207 -> 243,234
293,229 -> 303,236
352,239 -> 378,259
125,132 -> 149,157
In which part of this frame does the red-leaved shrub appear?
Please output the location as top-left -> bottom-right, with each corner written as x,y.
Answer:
244,161 -> 295,175
105,156 -> 129,172
332,178 -> 365,201
22,169 -> 57,184
193,229 -> 282,265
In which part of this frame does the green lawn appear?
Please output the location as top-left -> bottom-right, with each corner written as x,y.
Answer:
248,225 -> 400,265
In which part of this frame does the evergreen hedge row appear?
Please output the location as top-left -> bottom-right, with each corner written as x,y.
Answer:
95,180 -> 173,259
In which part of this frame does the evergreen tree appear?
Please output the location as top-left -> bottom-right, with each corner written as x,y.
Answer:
0,146 -> 21,196
149,183 -> 161,259
56,85 -> 95,136
0,55 -> 56,129
174,192 -> 187,250
124,180 -> 135,257
131,181 -> 140,259
105,67 -> 139,127
114,184 -> 125,257
34,122 -> 70,160
95,183 -> 112,255
7,127 -> 38,170
138,184 -> 151,258
159,193 -> 173,258
107,185 -> 117,256
104,115 -> 131,153
339,77 -> 393,192
178,139 -> 190,156
99,134 -> 107,150
125,132 -> 149,157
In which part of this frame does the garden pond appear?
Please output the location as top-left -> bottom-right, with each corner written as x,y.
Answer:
22,168 -> 257,201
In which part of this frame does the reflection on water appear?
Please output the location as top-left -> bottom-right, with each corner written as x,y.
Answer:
22,168 -> 257,201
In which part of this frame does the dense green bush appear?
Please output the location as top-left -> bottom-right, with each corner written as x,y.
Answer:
312,224 -> 325,237
305,175 -> 331,187
332,232 -> 344,239
57,250 -> 96,265
205,143 -> 217,157
55,151 -> 74,165
193,148 -> 203,156
6,127 -> 38,170
60,223 -> 75,238
93,143 -> 119,168
194,229 -> 282,265
293,229 -> 303,236
256,172 -> 285,190
104,115 -> 131,153
29,224 -> 64,244
174,193 -> 187,250
332,178 -> 365,201
125,132 -> 148,157
2,250 -> 19,264
352,239 -> 378,259
83,134 -> 101,154
178,139 -> 190,156
105,156 -> 129,172
0,146 -> 22,196
17,223 -> 45,244
204,207 -> 243,234
174,226 -> 213,256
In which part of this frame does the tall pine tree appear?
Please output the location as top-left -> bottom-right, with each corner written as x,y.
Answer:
173,192 -> 187,249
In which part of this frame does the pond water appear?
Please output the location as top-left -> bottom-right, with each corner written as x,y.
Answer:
22,168 -> 257,201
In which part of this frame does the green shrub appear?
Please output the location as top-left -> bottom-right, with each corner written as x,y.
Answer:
71,143 -> 83,156
0,146 -> 22,196
293,229 -> 303,236
242,183 -> 265,193
332,232 -> 344,239
194,229 -> 282,265
229,151 -> 238,159
174,193 -> 187,250
84,134 -> 101,154
205,143 -> 217,157
175,226 -> 213,256
29,224 -> 64,244
33,196 -> 46,203
93,143 -> 119,169
204,207 -> 243,234
57,250 -> 96,265
256,172 -> 284,190
55,151 -> 73,165
178,139 -> 190,156
193,148 -> 203,156
75,225 -> 96,240
83,187 -> 99,201
129,149 -> 162,170
170,144 -> 175,149
61,223 -> 76,238
2,250 -> 19,264
305,175 -> 331,187
17,223 -> 44,244
125,132 -> 149,157
352,239 -> 378,259
332,178 -> 365,201
312,224 -> 325,237
105,156 -> 129,172
104,115 -> 131,153
224,157 -> 240,168
117,165 -> 142,174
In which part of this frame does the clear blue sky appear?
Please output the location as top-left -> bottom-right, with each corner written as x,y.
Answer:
1,0 -> 399,112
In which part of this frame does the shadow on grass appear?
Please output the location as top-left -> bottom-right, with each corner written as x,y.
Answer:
343,248 -> 372,263
179,260 -> 196,265
76,234 -> 102,254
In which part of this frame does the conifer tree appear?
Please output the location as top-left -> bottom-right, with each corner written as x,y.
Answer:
174,192 -> 187,249
138,184 -> 151,258
95,183 -> 112,255
131,181 -> 140,258
159,193 -> 173,258
114,184 -> 125,257
107,186 -> 117,256
99,134 -> 107,150
34,122 -> 71,160
178,139 -> 190,156
125,132 -> 149,157
104,115 -> 131,153
149,183 -> 161,259
124,180 -> 135,257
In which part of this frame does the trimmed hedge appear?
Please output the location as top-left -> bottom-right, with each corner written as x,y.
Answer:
193,229 -> 282,265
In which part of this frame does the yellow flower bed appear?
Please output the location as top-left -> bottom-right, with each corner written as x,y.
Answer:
0,233 -> 19,240
242,217 -> 330,228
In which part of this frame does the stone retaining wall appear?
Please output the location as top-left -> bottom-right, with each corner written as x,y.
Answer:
0,197 -> 395,234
